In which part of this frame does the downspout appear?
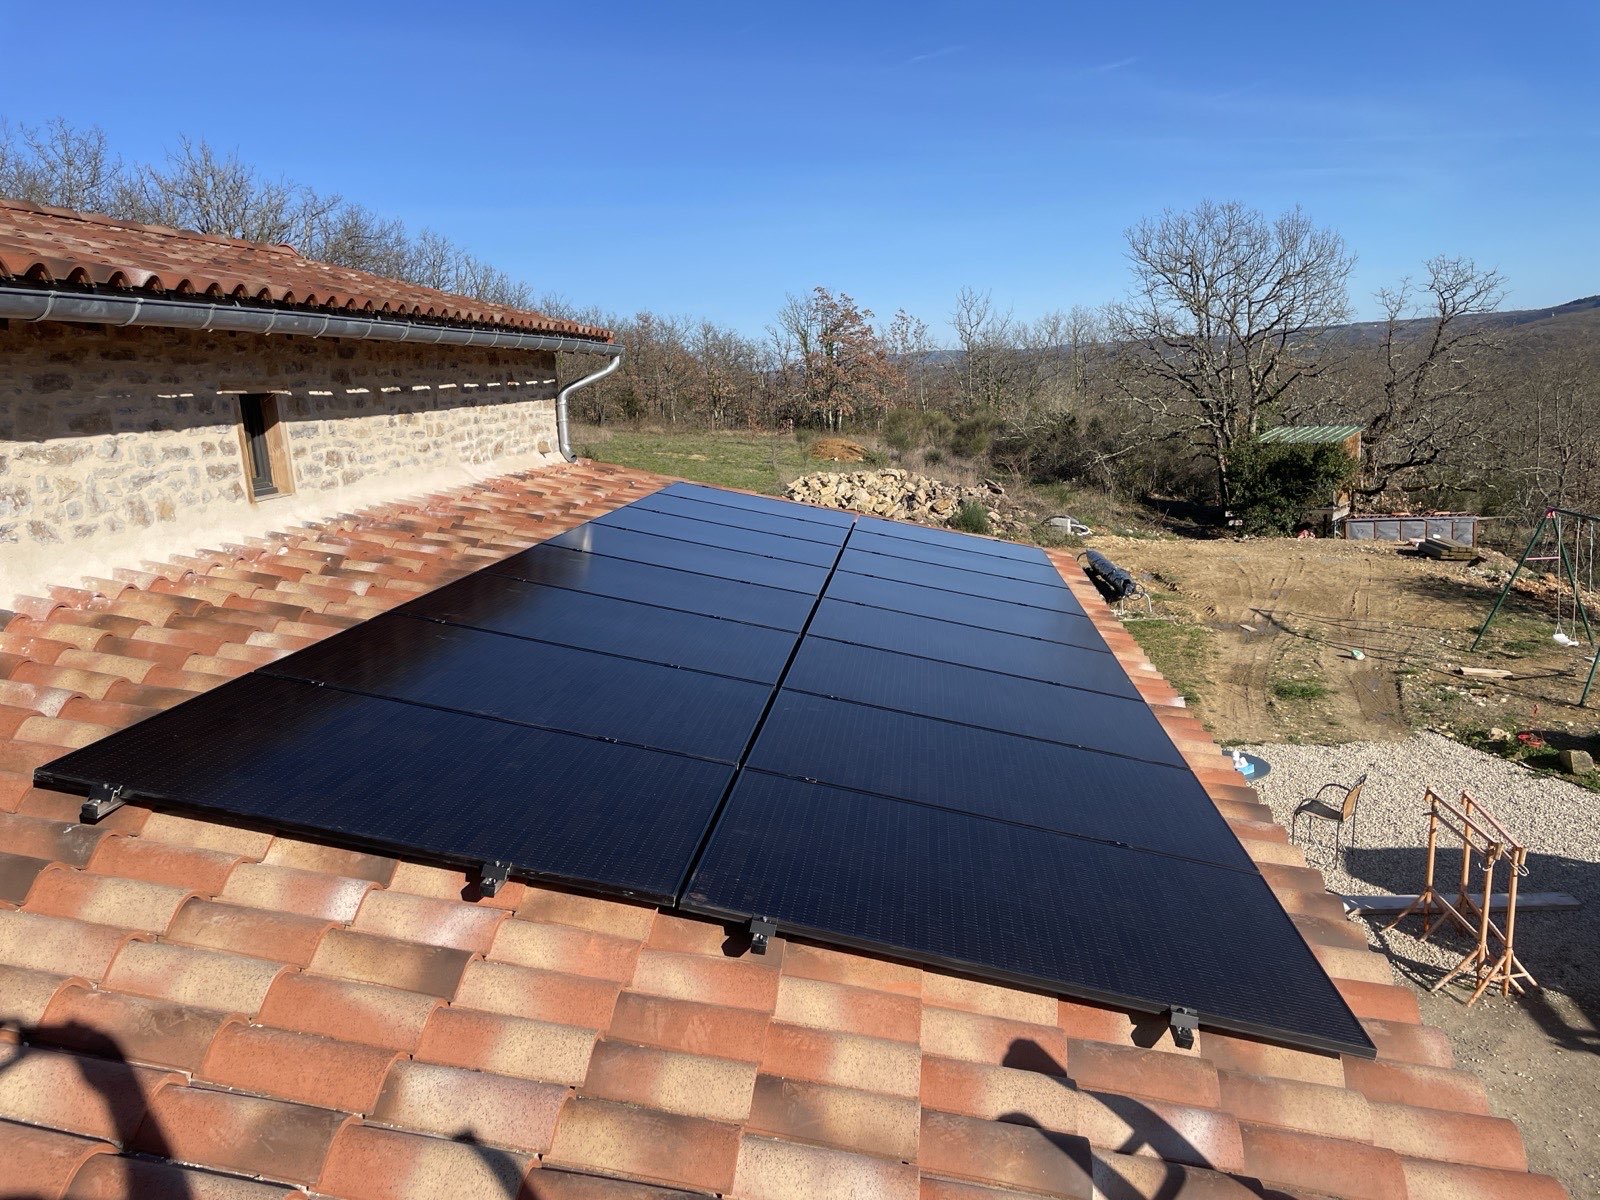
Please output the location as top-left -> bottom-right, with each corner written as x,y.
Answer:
554,353 -> 623,462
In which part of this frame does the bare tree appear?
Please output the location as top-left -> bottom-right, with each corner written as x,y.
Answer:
1350,256 -> 1507,500
1108,200 -> 1354,506
0,118 -> 122,213
951,287 -> 1020,414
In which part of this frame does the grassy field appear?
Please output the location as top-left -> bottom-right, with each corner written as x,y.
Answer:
573,426 -> 813,496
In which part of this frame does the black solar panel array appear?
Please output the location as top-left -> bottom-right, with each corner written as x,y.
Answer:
36,480 -> 1373,1057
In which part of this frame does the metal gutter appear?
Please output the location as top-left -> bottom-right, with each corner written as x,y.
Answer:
0,284 -> 622,459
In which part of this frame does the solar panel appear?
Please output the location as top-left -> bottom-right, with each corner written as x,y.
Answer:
846,529 -> 1070,586
806,599 -> 1136,696
663,481 -> 855,527
852,513 -> 1044,560
630,491 -> 845,544
267,613 -> 770,762
36,480 -> 1374,1059
491,544 -> 817,630
747,691 -> 1249,867
825,572 -> 1107,648
682,772 -> 1373,1057
37,674 -> 732,904
838,548 -> 1083,611
594,505 -> 844,567
403,572 -> 795,683
785,637 -> 1181,760
547,523 -> 830,593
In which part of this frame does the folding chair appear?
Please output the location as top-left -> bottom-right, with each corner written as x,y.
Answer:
1291,774 -> 1367,868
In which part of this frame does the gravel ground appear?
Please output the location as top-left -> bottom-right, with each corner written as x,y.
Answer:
1243,732 -> 1599,1000
1242,733 -> 1600,1194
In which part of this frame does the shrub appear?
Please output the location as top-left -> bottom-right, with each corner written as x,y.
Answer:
949,415 -> 999,459
950,500 -> 992,534
1229,438 -> 1356,535
880,408 -> 921,454
923,447 -> 945,466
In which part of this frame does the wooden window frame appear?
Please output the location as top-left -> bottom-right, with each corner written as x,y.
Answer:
235,393 -> 295,502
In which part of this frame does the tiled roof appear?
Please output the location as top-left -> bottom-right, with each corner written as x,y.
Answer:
0,462 -> 1568,1200
0,198 -> 612,342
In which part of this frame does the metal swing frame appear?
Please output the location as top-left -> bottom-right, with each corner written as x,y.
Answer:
1471,506 -> 1600,706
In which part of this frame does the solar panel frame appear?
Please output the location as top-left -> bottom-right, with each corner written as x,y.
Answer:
400,572 -> 795,683
593,505 -> 844,567
265,613 -> 773,763
663,481 -> 856,528
37,673 -> 736,904
846,529 -> 1071,586
681,770 -> 1374,1058
838,548 -> 1084,612
851,513 -> 1045,560
628,491 -> 847,545
490,544 -> 818,630
546,523 -> 831,593
746,690 -> 1252,868
805,599 -> 1136,696
824,573 -> 1108,648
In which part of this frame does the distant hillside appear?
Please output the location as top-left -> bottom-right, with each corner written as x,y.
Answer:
1337,294 -> 1600,346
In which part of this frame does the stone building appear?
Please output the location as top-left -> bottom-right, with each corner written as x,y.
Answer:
0,199 -> 617,606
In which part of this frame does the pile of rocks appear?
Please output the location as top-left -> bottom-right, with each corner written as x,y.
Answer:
786,468 -> 1028,535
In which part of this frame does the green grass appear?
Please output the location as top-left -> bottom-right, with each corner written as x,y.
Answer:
1124,616 -> 1214,708
574,427 -> 812,495
1460,728 -> 1600,793
1271,678 -> 1331,701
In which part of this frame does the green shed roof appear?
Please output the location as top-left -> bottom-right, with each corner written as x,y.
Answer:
1258,424 -> 1363,445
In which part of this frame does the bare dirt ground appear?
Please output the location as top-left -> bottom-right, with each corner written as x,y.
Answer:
1095,533 -> 1600,746
1088,534 -> 1600,1196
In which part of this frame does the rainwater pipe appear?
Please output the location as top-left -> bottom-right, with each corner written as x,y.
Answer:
0,285 -> 623,461
554,351 -> 623,462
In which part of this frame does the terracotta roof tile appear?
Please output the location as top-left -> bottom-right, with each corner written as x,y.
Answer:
629,948 -> 784,1014
1361,1017 -> 1457,1069
307,927 -> 474,997
1062,1039 -> 1221,1109
1216,1068 -> 1374,1143
607,991 -> 771,1062
0,848 -> 54,904
103,940 -> 289,1014
85,834 -> 244,894
1398,1157 -> 1572,1200
62,1153 -> 300,1200
1238,1123 -> 1407,1200
777,940 -> 924,997
256,970 -> 441,1052
453,958 -> 622,1030
1196,1030 -> 1345,1088
164,897 -> 337,966
351,887 -> 507,951
747,1072 -> 920,1159
775,975 -> 922,1043
259,836 -> 397,884
919,1108 -> 1094,1197
1340,1055 -> 1491,1116
218,862 -> 377,921
134,1081 -> 351,1187
385,858 -> 526,910
199,1020 -> 399,1113
1367,1099 -> 1529,1172
0,1124 -> 114,1200
514,886 -> 658,941
39,982 -> 233,1073
371,1058 -> 569,1153
137,811 -> 275,859
547,1096 -> 742,1194
0,1040 -> 179,1144
920,1056 -> 1080,1134
920,1006 -> 1067,1072
316,1121 -> 535,1200
0,810 -> 111,867
415,1006 -> 596,1085
0,910 -> 142,978
22,870 -> 196,934
760,1021 -> 922,1100
582,1038 -> 759,1122
732,1134 -> 919,1200
489,916 -> 643,984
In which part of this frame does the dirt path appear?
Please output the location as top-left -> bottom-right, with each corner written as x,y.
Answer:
1095,534 -> 1598,744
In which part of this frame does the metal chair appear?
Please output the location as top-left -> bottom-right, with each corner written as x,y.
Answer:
1291,774 -> 1367,868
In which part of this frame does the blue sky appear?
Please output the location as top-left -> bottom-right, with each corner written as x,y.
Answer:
3,2 -> 1596,338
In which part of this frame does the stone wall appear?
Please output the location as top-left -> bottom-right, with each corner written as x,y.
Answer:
0,320 -> 567,605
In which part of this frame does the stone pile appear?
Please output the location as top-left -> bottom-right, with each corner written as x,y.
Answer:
786,468 -> 1028,535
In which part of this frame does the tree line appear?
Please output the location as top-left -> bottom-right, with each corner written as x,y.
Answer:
4,118 -> 1596,526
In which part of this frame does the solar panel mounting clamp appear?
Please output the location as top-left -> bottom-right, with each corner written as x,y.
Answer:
81,783 -> 127,823
748,917 -> 777,955
1167,1005 -> 1199,1050
478,861 -> 512,897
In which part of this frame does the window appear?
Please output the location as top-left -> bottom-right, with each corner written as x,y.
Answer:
237,394 -> 292,499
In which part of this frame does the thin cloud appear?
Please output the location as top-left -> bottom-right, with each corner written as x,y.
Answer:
1091,55 -> 1139,74
906,44 -> 966,65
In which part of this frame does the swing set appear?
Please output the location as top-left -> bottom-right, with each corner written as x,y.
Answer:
1471,506 -> 1600,706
